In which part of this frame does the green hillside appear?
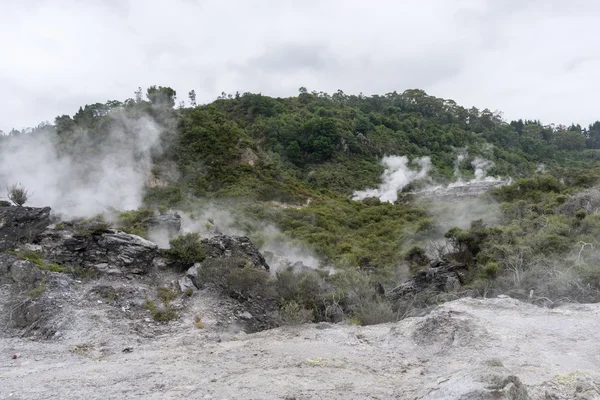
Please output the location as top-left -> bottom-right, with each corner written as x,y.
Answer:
6,87 -> 600,322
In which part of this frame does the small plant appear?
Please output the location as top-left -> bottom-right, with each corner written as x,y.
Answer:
279,300 -> 314,325
157,286 -> 178,303
144,299 -> 178,322
74,217 -> 113,237
194,315 -> 205,329
28,278 -> 47,298
351,300 -> 396,326
14,250 -> 67,273
145,286 -> 180,322
184,288 -> 194,297
117,208 -> 155,237
7,183 -> 29,206
71,265 -> 98,280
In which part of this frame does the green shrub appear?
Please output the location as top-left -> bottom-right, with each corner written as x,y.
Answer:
145,299 -> 178,322
167,233 -> 207,270
279,301 -> 314,325
117,208 -> 155,237
481,262 -> 501,280
351,300 -> 396,326
225,265 -> 273,300
157,286 -> 178,303
28,279 -> 47,298
198,257 -> 274,300
73,217 -> 112,237
14,250 -> 68,273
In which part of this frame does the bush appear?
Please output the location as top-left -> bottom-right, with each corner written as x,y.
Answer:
226,266 -> 273,300
145,299 -> 178,322
198,256 -> 274,300
279,301 -> 314,325
7,183 -> 29,206
351,300 -> 396,326
117,208 -> 155,237
167,233 -> 207,270
481,261 -> 501,280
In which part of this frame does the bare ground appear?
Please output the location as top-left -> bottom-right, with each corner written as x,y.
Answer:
2,294 -> 600,399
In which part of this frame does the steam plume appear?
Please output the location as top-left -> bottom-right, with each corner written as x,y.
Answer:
0,113 -> 162,218
352,156 -> 431,203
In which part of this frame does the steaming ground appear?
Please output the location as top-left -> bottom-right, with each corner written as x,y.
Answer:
0,113 -> 162,218
2,296 -> 599,399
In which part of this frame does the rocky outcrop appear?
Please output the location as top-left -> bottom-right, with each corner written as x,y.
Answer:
201,234 -> 270,271
37,225 -> 159,276
388,258 -> 468,302
0,206 -> 52,251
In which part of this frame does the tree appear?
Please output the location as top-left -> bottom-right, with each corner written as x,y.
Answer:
134,87 -> 143,103
188,90 -> 197,107
7,183 -> 29,206
146,86 -> 176,108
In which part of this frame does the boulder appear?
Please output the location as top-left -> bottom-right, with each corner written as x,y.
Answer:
201,234 -> 270,271
388,258 -> 468,302
419,368 -> 530,399
186,263 -> 201,288
0,253 -> 44,285
0,206 -> 52,251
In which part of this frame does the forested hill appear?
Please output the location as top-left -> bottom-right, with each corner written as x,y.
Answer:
6,87 -> 600,205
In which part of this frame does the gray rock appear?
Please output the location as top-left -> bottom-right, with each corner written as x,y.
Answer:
0,252 -> 18,282
0,206 -> 52,251
388,258 -> 468,302
186,263 -> 201,288
178,276 -> 196,293
11,259 -> 43,285
239,311 -> 253,320
420,368 -> 530,399
202,234 -> 270,271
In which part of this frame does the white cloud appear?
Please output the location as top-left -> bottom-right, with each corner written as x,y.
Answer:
1,0 -> 600,131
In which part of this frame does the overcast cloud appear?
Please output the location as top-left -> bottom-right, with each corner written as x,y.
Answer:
1,0 -> 599,131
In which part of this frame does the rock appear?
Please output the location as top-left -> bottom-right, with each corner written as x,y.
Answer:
239,311 -> 253,320
147,213 -> 181,236
388,258 -> 468,302
178,276 -> 196,293
420,367 -> 530,399
10,260 -> 43,285
37,227 -> 158,276
186,263 -> 201,288
201,235 -> 270,271
0,206 -> 52,251
0,252 -> 18,283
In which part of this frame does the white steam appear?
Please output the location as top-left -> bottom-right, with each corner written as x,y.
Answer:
352,156 -> 432,203
0,113 -> 162,218
471,157 -> 495,181
178,204 -> 322,271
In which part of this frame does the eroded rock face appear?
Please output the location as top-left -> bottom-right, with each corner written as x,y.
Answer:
37,227 -> 158,276
0,206 -> 52,251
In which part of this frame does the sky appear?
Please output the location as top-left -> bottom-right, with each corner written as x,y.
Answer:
1,0 -> 599,132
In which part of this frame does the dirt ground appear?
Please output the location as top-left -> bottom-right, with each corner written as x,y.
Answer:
2,296 -> 600,399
